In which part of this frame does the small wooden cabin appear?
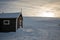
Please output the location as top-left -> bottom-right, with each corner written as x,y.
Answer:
0,12 -> 23,32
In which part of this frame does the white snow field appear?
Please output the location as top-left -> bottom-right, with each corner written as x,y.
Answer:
0,17 -> 60,40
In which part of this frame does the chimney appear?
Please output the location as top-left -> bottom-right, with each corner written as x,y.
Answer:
20,8 -> 23,17
20,8 -> 22,15
21,8 -> 22,14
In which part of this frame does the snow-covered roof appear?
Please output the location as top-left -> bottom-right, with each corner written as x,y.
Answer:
0,12 -> 21,18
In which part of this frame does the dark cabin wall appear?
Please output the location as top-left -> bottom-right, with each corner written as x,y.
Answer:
17,15 -> 20,29
0,18 -> 16,32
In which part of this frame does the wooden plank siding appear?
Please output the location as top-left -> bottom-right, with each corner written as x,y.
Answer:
0,18 -> 16,32
17,17 -> 20,29
17,15 -> 21,29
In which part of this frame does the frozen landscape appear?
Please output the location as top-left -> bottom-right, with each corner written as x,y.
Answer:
0,17 -> 60,40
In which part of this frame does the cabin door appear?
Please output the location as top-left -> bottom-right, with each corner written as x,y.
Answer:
20,17 -> 23,28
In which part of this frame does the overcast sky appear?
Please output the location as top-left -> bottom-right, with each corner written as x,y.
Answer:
0,0 -> 60,17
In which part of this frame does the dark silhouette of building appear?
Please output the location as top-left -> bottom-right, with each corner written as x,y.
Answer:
0,12 -> 23,32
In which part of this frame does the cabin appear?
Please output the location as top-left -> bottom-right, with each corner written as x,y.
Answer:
0,12 -> 23,32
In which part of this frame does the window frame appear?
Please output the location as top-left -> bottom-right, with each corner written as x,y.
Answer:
3,20 -> 10,25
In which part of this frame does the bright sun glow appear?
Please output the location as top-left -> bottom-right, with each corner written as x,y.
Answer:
40,11 -> 54,17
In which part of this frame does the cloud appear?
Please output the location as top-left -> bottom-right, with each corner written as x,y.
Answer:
0,0 -> 17,2
0,0 -> 60,17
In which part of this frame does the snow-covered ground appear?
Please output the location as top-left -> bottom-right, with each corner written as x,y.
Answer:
0,17 -> 60,40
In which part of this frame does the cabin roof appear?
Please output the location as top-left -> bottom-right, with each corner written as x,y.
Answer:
0,12 -> 21,18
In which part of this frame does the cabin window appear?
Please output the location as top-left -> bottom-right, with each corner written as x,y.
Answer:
3,20 -> 10,25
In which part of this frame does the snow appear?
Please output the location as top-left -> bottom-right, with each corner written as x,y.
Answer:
0,17 -> 60,40
0,12 -> 21,18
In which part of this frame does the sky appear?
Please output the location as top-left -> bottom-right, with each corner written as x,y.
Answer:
0,0 -> 60,17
